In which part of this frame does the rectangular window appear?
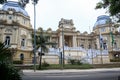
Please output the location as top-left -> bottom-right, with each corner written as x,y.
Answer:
5,36 -> 10,47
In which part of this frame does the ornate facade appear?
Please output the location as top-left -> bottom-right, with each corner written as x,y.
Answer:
43,16 -> 120,64
0,1 -> 120,64
0,1 -> 33,63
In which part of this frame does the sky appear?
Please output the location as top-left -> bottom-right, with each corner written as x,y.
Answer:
5,0 -> 108,33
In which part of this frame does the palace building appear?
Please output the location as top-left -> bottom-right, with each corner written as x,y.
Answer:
0,1 -> 120,64
0,1 -> 33,63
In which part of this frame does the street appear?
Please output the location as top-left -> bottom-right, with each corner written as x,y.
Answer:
22,68 -> 120,80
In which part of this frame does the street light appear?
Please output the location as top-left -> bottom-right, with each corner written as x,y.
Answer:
61,19 -> 64,69
31,0 -> 39,72
18,0 -> 39,71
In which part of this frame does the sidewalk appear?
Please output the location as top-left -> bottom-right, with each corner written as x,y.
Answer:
23,68 -> 120,74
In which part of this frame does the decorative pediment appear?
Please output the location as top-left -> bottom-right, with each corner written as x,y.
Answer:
58,18 -> 76,32
20,29 -> 27,36
58,18 -> 74,29
21,34 -> 26,38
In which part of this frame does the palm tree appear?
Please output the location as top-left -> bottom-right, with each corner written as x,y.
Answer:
0,42 -> 12,63
0,42 -> 22,80
32,27 -> 57,69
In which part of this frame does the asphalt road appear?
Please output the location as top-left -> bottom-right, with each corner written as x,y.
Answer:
22,70 -> 120,80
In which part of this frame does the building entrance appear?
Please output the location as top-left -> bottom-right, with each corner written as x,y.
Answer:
64,35 -> 73,47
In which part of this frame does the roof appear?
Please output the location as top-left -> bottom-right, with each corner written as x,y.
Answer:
1,1 -> 29,16
94,15 -> 111,28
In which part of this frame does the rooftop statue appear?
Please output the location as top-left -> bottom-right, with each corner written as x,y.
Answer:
19,0 -> 29,8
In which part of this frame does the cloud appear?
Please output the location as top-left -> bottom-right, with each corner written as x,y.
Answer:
9,0 -> 108,33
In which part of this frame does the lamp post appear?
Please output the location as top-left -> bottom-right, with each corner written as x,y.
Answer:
61,20 -> 64,69
31,0 -> 39,72
18,0 -> 39,71
59,48 -> 62,65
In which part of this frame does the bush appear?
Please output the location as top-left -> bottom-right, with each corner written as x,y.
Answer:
110,59 -> 120,62
76,60 -> 83,65
69,59 -> 75,65
42,61 -> 50,67
69,59 -> 83,65
0,63 -> 22,80
0,42 -> 22,80
13,60 -> 23,64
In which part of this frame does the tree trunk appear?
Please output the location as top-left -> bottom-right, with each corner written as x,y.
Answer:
39,48 -> 42,69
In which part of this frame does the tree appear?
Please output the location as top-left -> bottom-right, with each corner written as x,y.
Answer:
0,42 -> 12,63
95,0 -> 120,22
0,0 -> 7,4
0,42 -> 22,80
32,28 -> 57,69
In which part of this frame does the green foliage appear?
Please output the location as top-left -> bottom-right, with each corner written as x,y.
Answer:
76,60 -> 83,65
95,0 -> 120,22
32,28 -> 57,69
0,0 -> 7,4
64,64 -> 92,69
0,42 -> 12,63
37,64 -> 93,70
42,61 -> 50,67
69,59 -> 75,65
110,59 -> 120,62
37,61 -> 50,70
69,59 -> 83,65
0,42 -> 22,80
0,63 -> 22,80
13,60 -> 23,64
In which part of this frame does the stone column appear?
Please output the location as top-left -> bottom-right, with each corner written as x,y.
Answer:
14,26 -> 18,44
72,35 -> 76,47
59,35 -> 62,48
97,37 -> 100,49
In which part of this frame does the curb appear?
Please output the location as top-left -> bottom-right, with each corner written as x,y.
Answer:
23,68 -> 120,74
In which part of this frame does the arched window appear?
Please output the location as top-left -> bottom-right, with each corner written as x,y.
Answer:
5,36 -> 10,46
20,53 -> 24,60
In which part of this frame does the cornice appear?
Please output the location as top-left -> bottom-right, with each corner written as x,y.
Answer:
17,48 -> 32,52
0,20 -> 33,30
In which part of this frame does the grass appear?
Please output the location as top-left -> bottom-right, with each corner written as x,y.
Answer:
37,64 -> 93,70
14,63 -> 120,70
